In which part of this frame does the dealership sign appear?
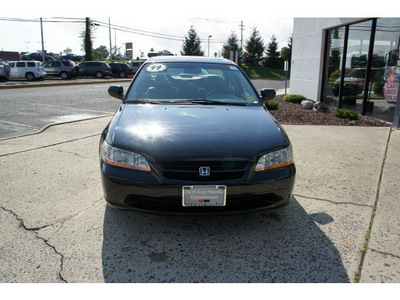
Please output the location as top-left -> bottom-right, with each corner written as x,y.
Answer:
385,82 -> 399,102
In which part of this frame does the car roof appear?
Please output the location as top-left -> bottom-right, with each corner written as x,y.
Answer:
146,56 -> 237,65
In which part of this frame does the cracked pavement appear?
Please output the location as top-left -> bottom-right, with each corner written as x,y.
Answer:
0,116 -> 399,283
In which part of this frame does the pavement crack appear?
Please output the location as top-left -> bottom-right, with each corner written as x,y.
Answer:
0,133 -> 100,158
293,193 -> 373,208
1,206 -> 67,283
369,248 -> 400,260
354,128 -> 393,283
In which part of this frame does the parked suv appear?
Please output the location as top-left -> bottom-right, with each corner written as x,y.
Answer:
77,61 -> 112,78
8,61 -> 46,80
126,61 -> 144,73
20,52 -> 54,62
109,62 -> 133,78
43,60 -> 78,79
0,60 -> 11,81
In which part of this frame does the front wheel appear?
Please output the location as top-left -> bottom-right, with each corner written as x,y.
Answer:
95,71 -> 104,79
60,71 -> 69,80
25,72 -> 35,81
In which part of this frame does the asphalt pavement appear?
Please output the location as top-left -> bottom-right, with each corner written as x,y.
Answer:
0,78 -> 399,284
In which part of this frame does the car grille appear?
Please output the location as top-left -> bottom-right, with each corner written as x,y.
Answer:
159,160 -> 249,182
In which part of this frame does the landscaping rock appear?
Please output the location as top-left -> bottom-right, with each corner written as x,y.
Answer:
313,101 -> 329,113
301,100 -> 315,110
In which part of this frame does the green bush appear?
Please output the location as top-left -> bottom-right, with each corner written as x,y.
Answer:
264,100 -> 279,110
283,94 -> 307,103
335,108 -> 359,120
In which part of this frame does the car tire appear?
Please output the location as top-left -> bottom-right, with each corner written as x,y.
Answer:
95,71 -> 104,79
25,72 -> 35,81
60,71 -> 69,80
119,71 -> 127,78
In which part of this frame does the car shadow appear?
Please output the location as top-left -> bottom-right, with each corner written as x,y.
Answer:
101,197 -> 349,283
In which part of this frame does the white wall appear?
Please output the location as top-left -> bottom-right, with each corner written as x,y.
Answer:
290,18 -> 362,101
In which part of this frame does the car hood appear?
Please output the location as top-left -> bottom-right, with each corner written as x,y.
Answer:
112,104 -> 287,162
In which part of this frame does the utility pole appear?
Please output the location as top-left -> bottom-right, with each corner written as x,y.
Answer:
40,17 -> 45,63
239,21 -> 244,64
109,18 -> 113,63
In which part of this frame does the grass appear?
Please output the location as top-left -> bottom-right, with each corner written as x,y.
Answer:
241,65 -> 287,79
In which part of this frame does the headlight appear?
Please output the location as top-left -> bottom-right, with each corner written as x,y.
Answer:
101,140 -> 151,172
255,145 -> 293,172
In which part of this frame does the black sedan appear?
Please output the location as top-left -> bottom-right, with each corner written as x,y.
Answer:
100,56 -> 296,215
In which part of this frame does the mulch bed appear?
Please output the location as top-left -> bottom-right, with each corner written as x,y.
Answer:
268,95 -> 390,127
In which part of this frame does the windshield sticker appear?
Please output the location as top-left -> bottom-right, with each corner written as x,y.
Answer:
147,64 -> 167,72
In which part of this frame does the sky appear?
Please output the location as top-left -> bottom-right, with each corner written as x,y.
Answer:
1,0 -> 397,59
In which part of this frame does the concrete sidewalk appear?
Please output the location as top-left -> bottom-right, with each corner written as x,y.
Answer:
0,116 -> 399,283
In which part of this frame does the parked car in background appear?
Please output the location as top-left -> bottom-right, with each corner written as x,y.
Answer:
0,60 -> 11,81
20,52 -> 54,62
59,54 -> 83,61
126,61 -> 144,73
100,56 -> 296,215
109,62 -> 133,78
43,60 -> 78,79
332,67 -> 384,96
77,61 -> 112,78
8,61 -> 46,80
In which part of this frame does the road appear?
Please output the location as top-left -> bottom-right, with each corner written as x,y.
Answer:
0,79 -> 286,139
0,82 -> 129,139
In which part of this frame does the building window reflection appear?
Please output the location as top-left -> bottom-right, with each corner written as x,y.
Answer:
322,18 -> 400,126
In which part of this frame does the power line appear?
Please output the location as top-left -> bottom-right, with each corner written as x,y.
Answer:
0,17 -> 227,44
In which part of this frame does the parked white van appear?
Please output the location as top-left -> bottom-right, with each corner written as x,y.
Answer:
8,61 -> 46,81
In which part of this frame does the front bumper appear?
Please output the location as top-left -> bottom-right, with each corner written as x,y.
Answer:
100,162 -> 296,215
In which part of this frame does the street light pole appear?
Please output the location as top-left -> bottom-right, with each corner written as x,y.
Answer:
208,35 -> 212,57
40,17 -> 45,62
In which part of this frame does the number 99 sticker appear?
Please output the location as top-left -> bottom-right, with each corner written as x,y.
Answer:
147,64 -> 167,72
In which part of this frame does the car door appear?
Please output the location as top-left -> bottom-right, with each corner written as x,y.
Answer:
78,63 -> 87,76
16,62 -> 26,78
43,61 -> 55,75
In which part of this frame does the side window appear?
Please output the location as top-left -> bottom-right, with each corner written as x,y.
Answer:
27,62 -> 35,67
53,61 -> 61,67
9,62 -> 15,67
62,61 -> 70,67
16,62 -> 25,67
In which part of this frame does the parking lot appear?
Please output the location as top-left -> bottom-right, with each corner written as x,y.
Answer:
0,79 -> 399,285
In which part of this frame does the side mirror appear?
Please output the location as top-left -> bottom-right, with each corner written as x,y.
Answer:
108,85 -> 124,100
260,88 -> 276,101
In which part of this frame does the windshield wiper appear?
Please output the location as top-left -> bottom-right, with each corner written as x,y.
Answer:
125,99 -> 164,104
170,98 -> 238,105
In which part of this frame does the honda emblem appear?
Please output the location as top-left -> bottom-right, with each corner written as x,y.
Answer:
199,166 -> 211,176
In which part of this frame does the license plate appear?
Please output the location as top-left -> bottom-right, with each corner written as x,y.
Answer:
182,185 -> 227,207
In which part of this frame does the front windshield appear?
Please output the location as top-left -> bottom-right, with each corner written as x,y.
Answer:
126,62 -> 260,105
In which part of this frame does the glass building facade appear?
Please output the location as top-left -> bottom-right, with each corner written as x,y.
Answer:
321,18 -> 400,127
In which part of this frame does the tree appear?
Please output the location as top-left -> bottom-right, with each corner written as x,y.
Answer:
264,35 -> 281,68
93,45 -> 109,60
244,27 -> 265,66
280,35 -> 293,71
181,26 -> 203,56
221,32 -> 241,59
80,17 -> 96,61
63,47 -> 73,54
